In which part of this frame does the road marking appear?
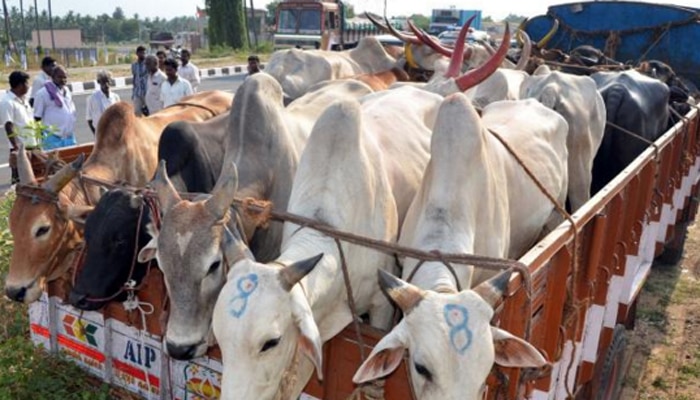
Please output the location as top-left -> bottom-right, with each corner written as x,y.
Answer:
0,163 -> 8,169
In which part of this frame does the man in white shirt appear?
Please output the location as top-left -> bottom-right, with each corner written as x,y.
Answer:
86,70 -> 120,135
145,54 -> 166,115
0,71 -> 37,183
160,58 -> 194,108
179,49 -> 200,92
29,56 -> 56,107
33,65 -> 77,150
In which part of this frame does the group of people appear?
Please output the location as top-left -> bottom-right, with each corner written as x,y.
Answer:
130,45 -> 202,117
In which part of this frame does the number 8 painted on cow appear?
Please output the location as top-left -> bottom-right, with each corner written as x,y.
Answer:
444,304 -> 473,355
229,274 -> 259,318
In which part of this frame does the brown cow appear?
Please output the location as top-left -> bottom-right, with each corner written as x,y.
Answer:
4,90 -> 234,303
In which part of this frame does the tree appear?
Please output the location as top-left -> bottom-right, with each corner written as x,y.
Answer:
265,0 -> 279,25
483,15 -> 493,23
409,14 -> 430,30
112,7 -> 125,20
504,14 -> 526,23
206,0 -> 247,49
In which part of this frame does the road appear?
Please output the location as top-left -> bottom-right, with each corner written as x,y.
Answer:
0,74 -> 246,192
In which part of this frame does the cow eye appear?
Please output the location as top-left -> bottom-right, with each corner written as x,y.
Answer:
35,225 -> 50,238
414,362 -> 433,382
261,337 -> 281,353
207,260 -> 221,275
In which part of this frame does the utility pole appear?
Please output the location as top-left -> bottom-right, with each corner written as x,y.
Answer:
47,0 -> 55,49
19,0 -> 26,49
33,0 -> 41,49
249,0 -> 258,47
2,0 -> 13,52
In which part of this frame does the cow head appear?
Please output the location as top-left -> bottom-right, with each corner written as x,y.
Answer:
137,160 -> 248,360
353,270 -> 547,400
212,253 -> 325,400
5,145 -> 85,303
68,188 -> 152,310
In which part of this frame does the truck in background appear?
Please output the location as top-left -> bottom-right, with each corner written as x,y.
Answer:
272,0 -> 394,50
428,8 -> 482,35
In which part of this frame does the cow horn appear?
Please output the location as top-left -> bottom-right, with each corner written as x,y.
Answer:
378,269 -> 425,315
205,160 -> 239,220
516,18 -> 529,46
455,23 -> 511,92
42,153 -> 84,194
406,19 -> 435,48
384,16 -> 421,45
515,30 -> 532,71
16,142 -> 37,185
537,19 -> 559,49
365,12 -> 390,33
152,160 -> 182,212
446,17 -> 476,78
473,269 -> 513,308
278,253 -> 324,292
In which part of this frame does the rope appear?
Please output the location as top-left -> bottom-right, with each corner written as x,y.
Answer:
334,238 -> 367,361
346,379 -> 386,400
404,252 -> 463,291
605,120 -> 661,159
122,281 -> 155,396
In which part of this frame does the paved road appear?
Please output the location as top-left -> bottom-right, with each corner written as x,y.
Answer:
0,74 -> 245,192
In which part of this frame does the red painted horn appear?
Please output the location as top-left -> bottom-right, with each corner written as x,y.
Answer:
455,23 -> 511,92
446,17 -> 476,78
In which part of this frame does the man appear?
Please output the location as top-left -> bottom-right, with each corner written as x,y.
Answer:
145,54 -> 166,115
0,71 -> 37,183
178,49 -> 200,92
131,45 -> 148,116
160,58 -> 193,108
86,70 -> 120,135
247,55 -> 261,75
156,50 -> 166,71
29,56 -> 56,107
33,65 -> 77,150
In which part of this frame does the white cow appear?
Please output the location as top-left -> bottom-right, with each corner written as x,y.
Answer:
521,65 -> 606,211
212,86 -> 444,400
353,93 -> 565,399
265,36 -> 397,101
137,74 -> 374,360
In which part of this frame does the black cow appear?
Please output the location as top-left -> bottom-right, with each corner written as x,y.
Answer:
590,70 -> 670,194
68,112 -> 230,310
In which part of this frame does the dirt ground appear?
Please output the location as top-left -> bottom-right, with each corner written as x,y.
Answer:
620,222 -> 700,400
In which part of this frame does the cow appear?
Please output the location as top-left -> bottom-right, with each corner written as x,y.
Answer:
211,86 -> 445,400
265,36 -> 397,101
134,75 -> 375,361
520,65 -> 606,211
353,92 -> 563,399
590,70 -> 670,194
68,113 -> 231,310
4,90 -> 233,304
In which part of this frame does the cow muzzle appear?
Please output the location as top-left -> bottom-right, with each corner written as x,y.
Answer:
165,339 -> 207,360
4,281 -> 41,304
68,290 -> 105,311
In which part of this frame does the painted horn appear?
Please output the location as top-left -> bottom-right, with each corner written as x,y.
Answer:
365,12 -> 390,33
152,159 -> 182,213
537,18 -> 559,49
446,17 -> 476,78
473,269 -> 513,308
42,153 -> 84,194
455,23 -> 511,92
278,253 -> 324,292
378,269 -> 426,315
515,30 -> 532,71
16,142 -> 37,185
205,160 -> 239,220
516,18 -> 529,46
384,16 -> 422,45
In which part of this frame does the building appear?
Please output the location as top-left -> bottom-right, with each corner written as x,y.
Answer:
30,29 -> 82,49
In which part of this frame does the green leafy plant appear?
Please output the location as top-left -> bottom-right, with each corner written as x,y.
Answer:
7,120 -> 58,150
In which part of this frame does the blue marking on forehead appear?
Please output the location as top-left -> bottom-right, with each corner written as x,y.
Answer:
444,303 -> 473,355
229,273 -> 259,318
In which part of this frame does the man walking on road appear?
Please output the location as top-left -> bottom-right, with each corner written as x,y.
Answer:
86,70 -> 120,135
160,58 -> 193,107
0,71 -> 37,183
29,56 -> 56,107
131,45 -> 148,116
33,65 -> 77,150
145,54 -> 166,115
179,49 -> 200,92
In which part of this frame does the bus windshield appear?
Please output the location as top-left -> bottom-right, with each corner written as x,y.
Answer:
278,8 -> 321,34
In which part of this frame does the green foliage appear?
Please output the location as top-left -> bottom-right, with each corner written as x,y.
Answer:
483,15 -> 494,23
265,1 -> 280,25
504,14 -> 527,23
409,14 -> 430,30
207,0 -> 248,49
345,4 -> 355,19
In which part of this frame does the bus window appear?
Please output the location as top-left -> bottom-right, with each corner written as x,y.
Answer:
278,9 -> 299,33
299,9 -> 322,33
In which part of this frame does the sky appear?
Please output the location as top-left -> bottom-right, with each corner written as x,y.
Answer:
28,0 -> 696,21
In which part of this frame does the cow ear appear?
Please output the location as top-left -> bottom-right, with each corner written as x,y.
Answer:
492,327 -> 548,368
137,222 -> 159,263
353,325 -> 408,384
61,204 -> 94,225
290,289 -> 324,380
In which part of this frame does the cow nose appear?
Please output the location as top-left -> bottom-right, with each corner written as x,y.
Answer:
166,341 -> 197,360
68,291 -> 90,310
5,286 -> 26,302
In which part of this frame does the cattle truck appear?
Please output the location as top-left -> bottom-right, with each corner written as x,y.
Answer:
272,0 -> 389,50
428,7 -> 482,35
18,2 -> 700,399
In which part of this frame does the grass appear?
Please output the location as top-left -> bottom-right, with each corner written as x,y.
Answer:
0,191 -> 118,399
